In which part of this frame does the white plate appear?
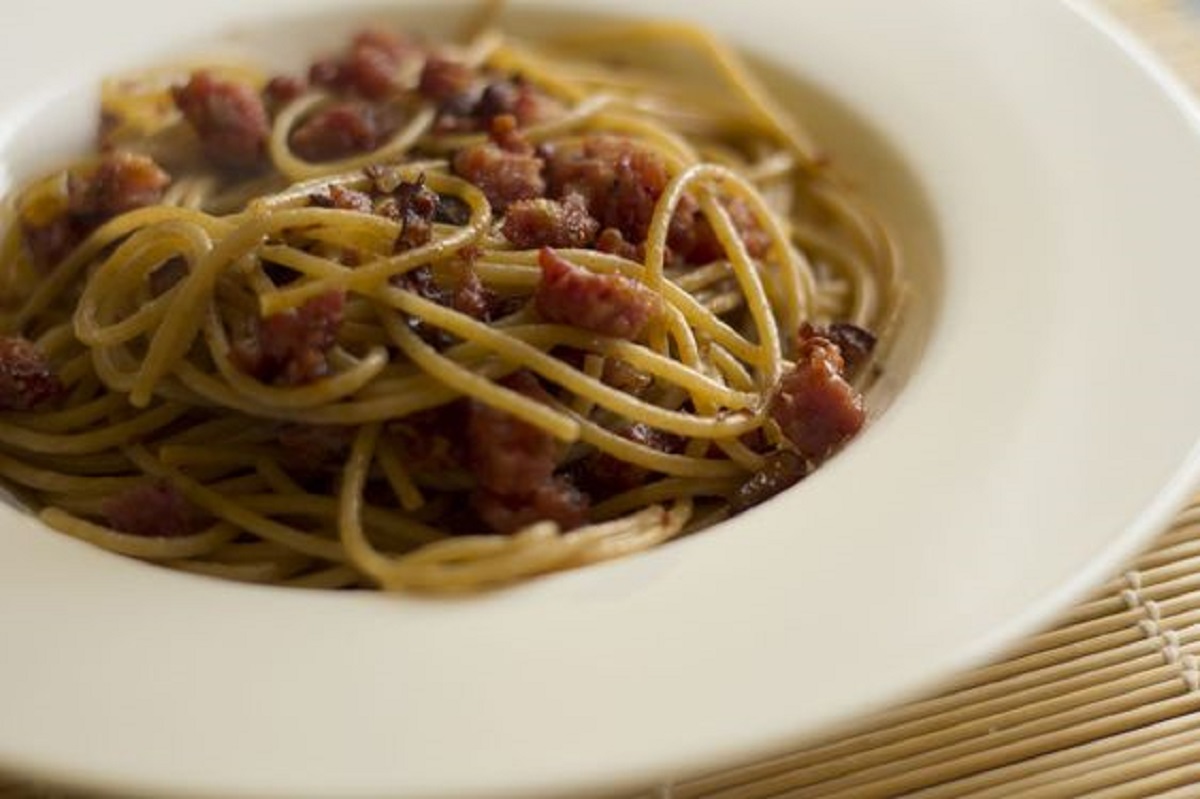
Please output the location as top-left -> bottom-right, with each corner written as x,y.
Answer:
2,0 -> 1200,796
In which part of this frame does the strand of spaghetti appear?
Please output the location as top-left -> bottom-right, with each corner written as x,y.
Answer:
269,92 -> 437,181
337,423 -> 399,586
247,161 -> 447,211
39,510 -> 239,560
382,286 -> 761,439
475,251 -> 762,364
14,205 -> 232,330
0,451 -> 139,494
708,341 -> 756,391
167,558 -> 301,583
378,310 -> 581,442
0,402 -> 183,455
75,220 -> 213,347
125,445 -> 346,562
284,565 -> 362,589
419,93 -> 618,154
255,458 -> 308,496
552,22 -> 821,165
568,410 -> 745,480
698,191 -> 783,385
441,322 -> 758,410
157,444 -> 275,469
203,304 -> 390,409
376,438 -> 425,512
257,177 -> 492,314
572,355 -> 605,416
0,393 -> 127,434
591,476 -> 738,521
568,501 -> 692,565
234,493 -> 441,547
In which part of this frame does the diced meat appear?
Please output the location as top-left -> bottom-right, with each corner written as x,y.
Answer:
22,217 -> 82,272
502,193 -> 599,249
475,78 -> 561,127
389,403 -> 467,474
277,424 -> 353,469
472,476 -> 588,534
232,291 -> 345,385
309,184 -> 374,213
309,29 -> 414,100
768,335 -> 865,462
467,372 -> 559,496
263,75 -> 308,112
602,357 -> 654,396
0,336 -> 64,411
543,135 -> 670,244
449,262 -> 491,319
583,422 -> 682,493
290,101 -> 399,162
102,481 -> 201,538
535,247 -> 661,339
23,153 -> 170,270
378,176 -> 439,252
452,116 -> 545,212
799,321 -> 877,379
730,450 -> 808,512
667,195 -> 771,266
172,72 -> 270,170
593,227 -> 644,262
417,55 -> 475,103
68,152 -> 170,218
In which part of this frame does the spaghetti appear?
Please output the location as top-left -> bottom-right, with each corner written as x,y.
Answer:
0,16 -> 902,591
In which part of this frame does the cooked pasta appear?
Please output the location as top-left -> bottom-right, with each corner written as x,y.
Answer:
0,14 -> 901,591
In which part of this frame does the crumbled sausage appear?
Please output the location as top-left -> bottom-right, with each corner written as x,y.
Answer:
262,75 -> 308,112
466,372 -> 559,496
231,291 -> 345,385
768,335 -> 865,462
309,29 -> 414,100
290,101 -> 399,162
472,476 -> 588,534
799,321 -> 876,379
102,481 -> 202,537
730,450 -> 808,512
0,336 -> 65,411
451,116 -> 545,212
535,247 -> 661,339
584,422 -> 683,493
172,72 -> 270,170
502,193 -> 599,249
417,56 -> 476,104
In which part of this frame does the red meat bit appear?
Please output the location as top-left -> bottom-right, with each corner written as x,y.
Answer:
731,450 -> 808,512
417,55 -> 475,103
389,403 -> 467,474
309,29 -> 414,100
472,476 -> 588,534
476,78 -> 561,127
309,184 -> 374,214
102,481 -> 202,538
768,335 -> 865,462
544,135 -> 670,244
593,227 -> 644,262
379,176 -> 439,252
290,101 -> 399,163
467,372 -> 559,496
502,193 -> 599,250
0,336 -> 64,411
277,424 -> 353,469
452,141 -> 544,212
263,75 -> 308,112
172,72 -> 270,170
535,247 -> 661,340
68,152 -> 170,218
450,262 -> 491,319
232,291 -> 345,385
799,321 -> 877,379
24,153 -> 170,270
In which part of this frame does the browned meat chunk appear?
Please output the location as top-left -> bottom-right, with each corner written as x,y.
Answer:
731,451 -> 807,512
799,321 -> 877,379
309,29 -> 414,100
466,373 -> 559,496
472,476 -> 588,534
232,291 -> 345,385
535,247 -> 660,339
172,72 -> 270,170
417,56 -> 475,103
277,424 -> 353,470
309,184 -> 374,214
0,336 -> 64,411
769,335 -> 865,462
290,101 -> 398,163
583,422 -> 683,493
378,176 -> 439,251
668,195 -> 771,265
102,481 -> 201,538
502,193 -> 599,250
452,116 -> 545,212
263,75 -> 308,111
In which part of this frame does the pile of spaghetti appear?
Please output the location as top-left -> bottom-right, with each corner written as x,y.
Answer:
0,17 -> 900,590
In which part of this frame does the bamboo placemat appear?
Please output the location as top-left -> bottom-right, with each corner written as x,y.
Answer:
3,2 -> 1200,798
